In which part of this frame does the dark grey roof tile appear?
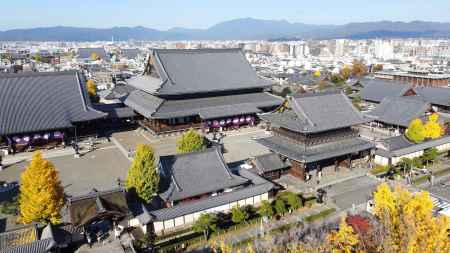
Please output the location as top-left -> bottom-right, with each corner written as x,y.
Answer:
0,71 -> 105,136
158,148 -> 249,202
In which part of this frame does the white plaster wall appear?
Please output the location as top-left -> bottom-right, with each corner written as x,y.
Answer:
152,193 -> 269,234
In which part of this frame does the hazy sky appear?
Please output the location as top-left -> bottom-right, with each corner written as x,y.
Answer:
1,0 -> 449,30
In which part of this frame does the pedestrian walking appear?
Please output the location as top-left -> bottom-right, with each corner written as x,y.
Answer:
0,151 -> 3,171
316,170 -> 322,185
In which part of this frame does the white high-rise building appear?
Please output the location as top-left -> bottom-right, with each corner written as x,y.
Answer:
335,39 -> 346,57
374,40 -> 394,60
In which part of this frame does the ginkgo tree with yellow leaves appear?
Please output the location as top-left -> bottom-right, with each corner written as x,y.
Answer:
18,152 -> 64,224
327,217 -> 361,253
424,113 -> 443,139
406,113 -> 444,143
373,183 -> 450,253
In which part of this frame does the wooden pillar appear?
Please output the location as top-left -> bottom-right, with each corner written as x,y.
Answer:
289,160 -> 306,181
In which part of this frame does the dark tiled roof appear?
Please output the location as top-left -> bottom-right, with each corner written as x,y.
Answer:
122,90 -> 164,118
375,135 -> 450,158
103,84 -> 136,100
414,86 -> 450,107
1,238 -> 55,253
0,225 -> 38,251
137,169 -> 273,223
93,103 -> 136,119
121,48 -> 141,60
153,92 -> 282,119
0,71 -> 105,136
253,153 -> 290,174
261,92 -> 367,133
359,79 -> 412,103
150,48 -> 273,95
158,148 -> 249,202
66,188 -> 129,227
256,136 -> 374,163
77,48 -> 109,61
365,97 -> 430,127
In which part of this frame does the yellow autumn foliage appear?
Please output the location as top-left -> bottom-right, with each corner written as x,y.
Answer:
373,183 -> 450,253
18,152 -> 64,224
313,70 -> 321,78
424,113 -> 443,139
327,217 -> 361,253
86,79 -> 97,98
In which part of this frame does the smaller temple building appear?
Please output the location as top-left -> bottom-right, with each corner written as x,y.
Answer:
130,148 -> 274,235
256,91 -> 375,180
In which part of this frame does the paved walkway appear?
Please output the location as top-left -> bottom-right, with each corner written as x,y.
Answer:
1,140 -> 114,166
276,167 -> 371,194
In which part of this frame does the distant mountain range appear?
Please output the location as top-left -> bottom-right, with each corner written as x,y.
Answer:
1,18 -> 450,41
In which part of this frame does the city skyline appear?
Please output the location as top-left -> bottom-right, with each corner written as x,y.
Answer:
1,0 -> 450,30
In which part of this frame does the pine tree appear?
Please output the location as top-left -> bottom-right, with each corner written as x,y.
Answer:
406,118 -> 426,143
176,128 -> 205,154
125,144 -> 159,203
18,152 -> 64,224
257,200 -> 274,218
286,192 -> 302,211
193,213 -> 217,240
231,205 -> 249,224
274,198 -> 287,216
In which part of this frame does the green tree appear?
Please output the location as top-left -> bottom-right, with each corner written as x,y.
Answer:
32,54 -> 42,62
422,148 -> 439,165
399,157 -> 413,174
231,205 -> 249,224
18,152 -> 64,224
406,118 -> 426,143
274,198 -> 287,216
412,157 -> 423,169
286,192 -> 302,212
176,129 -> 205,154
193,213 -> 217,240
257,200 -> 274,218
125,144 -> 159,203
